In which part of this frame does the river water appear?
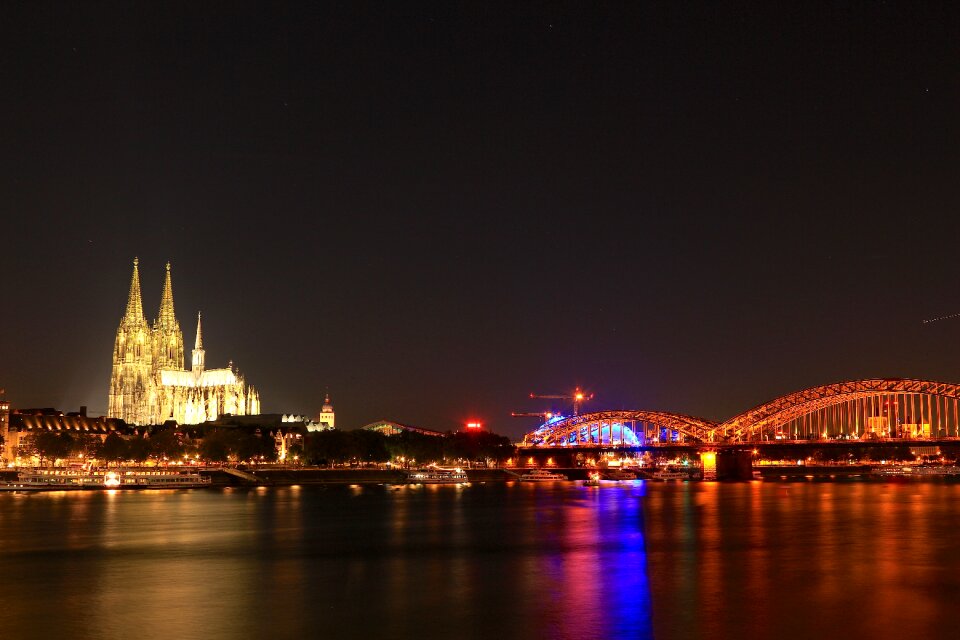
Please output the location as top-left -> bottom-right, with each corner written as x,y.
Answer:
2,480 -> 960,639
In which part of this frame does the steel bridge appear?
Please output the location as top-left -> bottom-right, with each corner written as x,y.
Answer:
520,378 -> 960,447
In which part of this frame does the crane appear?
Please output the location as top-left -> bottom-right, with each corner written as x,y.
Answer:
528,387 -> 594,416
510,411 -> 557,420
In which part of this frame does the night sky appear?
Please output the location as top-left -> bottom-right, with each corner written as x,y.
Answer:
3,2 -> 960,438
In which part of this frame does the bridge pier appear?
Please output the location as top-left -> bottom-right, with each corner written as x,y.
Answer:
715,449 -> 753,481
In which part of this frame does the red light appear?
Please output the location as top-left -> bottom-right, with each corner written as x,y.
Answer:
466,422 -> 482,429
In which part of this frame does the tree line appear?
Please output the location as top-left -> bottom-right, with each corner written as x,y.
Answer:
301,429 -> 515,466
28,427 -> 516,467
31,429 -> 201,465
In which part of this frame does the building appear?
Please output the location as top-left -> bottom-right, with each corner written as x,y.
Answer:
361,420 -> 445,437
0,391 -> 9,459
314,394 -> 335,431
2,406 -> 130,463
107,259 -> 260,426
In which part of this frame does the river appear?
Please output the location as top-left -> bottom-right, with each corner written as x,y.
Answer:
2,480 -> 959,639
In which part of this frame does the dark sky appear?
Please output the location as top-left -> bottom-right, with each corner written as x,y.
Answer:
3,2 -> 960,438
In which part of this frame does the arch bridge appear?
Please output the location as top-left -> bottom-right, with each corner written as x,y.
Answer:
520,378 -> 960,447
522,411 -> 718,447
715,378 -> 960,441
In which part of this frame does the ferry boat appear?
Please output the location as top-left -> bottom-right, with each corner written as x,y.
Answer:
406,468 -> 469,484
583,472 -> 601,487
650,466 -> 688,481
0,468 -> 212,491
519,469 -> 568,482
871,465 -> 960,477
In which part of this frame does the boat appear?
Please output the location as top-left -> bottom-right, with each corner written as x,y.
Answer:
519,469 -> 568,482
0,468 -> 212,491
601,468 -> 636,481
871,465 -> 960,477
406,468 -> 469,484
650,466 -> 688,481
583,472 -> 601,487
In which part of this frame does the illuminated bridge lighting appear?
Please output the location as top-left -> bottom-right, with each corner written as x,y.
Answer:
522,410 -> 716,447
520,378 -> 960,447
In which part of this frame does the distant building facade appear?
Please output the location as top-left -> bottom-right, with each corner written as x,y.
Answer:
361,420 -> 445,437
0,392 -> 10,459
2,406 -> 130,463
314,394 -> 335,431
107,259 -> 260,426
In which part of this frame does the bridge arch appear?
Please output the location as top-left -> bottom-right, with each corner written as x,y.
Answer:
522,410 -> 719,446
715,378 -> 960,440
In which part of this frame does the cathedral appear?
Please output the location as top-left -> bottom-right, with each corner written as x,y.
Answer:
107,259 -> 260,425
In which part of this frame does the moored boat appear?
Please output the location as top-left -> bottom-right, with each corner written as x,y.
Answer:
406,468 -> 469,484
519,469 -> 568,482
0,468 -> 212,491
650,466 -> 688,481
583,472 -> 601,487
871,465 -> 960,477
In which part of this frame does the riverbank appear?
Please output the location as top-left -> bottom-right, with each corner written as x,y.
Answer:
208,467 -> 551,486
0,467 -> 528,487
9,464 -> 945,487
0,467 -> 595,487
754,464 -> 874,478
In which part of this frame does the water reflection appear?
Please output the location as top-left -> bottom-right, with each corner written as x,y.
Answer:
0,484 -> 655,640
14,481 -> 960,639
644,481 -> 960,639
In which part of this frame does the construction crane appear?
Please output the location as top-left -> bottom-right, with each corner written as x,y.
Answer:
510,411 -> 557,421
528,387 -> 594,416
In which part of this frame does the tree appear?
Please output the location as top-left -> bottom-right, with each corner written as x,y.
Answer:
98,433 -> 128,465
444,430 -> 515,466
347,430 -> 389,465
287,444 -> 304,464
33,432 -> 75,465
304,429 -> 349,466
149,429 -> 184,462
127,436 -> 151,463
200,431 -> 230,463
385,431 -> 443,466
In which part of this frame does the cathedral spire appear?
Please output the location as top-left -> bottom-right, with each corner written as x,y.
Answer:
195,311 -> 203,350
124,257 -> 145,322
156,261 -> 177,328
192,312 -> 205,373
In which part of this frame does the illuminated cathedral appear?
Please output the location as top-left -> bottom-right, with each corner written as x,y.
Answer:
107,259 -> 260,425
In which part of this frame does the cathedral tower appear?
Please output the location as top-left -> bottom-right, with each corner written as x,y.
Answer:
108,258 -> 155,425
152,262 -> 184,372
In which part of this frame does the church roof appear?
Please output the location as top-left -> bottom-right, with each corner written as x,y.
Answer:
158,368 -> 238,388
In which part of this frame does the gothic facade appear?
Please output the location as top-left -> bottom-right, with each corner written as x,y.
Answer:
107,259 -> 260,425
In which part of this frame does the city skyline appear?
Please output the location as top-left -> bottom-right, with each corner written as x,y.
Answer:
4,4 -> 960,438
